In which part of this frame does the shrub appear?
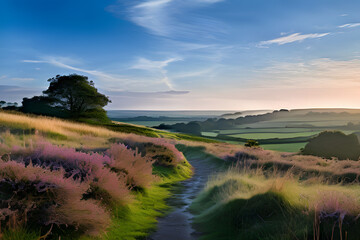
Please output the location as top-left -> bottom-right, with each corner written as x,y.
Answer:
106,144 -> 155,190
8,142 -> 130,205
110,137 -> 185,166
244,139 -> 259,148
302,131 -> 360,160
224,151 -> 258,163
0,160 -> 110,236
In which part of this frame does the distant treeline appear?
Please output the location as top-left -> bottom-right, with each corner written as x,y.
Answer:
111,116 -> 193,122
155,109 -> 290,135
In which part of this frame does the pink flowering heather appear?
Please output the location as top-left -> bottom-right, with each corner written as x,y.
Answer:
7,141 -> 130,205
150,138 -> 185,165
114,136 -> 185,166
106,143 -> 155,189
0,160 -> 110,236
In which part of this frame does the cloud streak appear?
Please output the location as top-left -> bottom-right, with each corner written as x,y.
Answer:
110,0 -> 226,39
338,23 -> 360,28
259,32 -> 329,46
22,57 -> 130,88
132,57 -> 182,89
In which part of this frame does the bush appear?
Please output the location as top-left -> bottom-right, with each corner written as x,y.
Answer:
244,139 -> 259,148
302,131 -> 360,160
106,144 -> 155,190
0,160 -> 110,236
8,142 -> 130,205
110,137 -> 185,167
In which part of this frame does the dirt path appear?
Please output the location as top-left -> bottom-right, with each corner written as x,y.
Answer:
149,148 -> 224,240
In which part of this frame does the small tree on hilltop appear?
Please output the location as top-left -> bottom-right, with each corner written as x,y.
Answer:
42,74 -> 111,121
245,139 -> 259,148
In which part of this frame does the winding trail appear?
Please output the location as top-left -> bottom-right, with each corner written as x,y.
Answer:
149,147 -> 224,240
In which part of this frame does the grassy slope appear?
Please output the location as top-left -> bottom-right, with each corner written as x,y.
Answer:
190,171 -> 360,240
97,160 -> 193,240
0,111 -> 196,240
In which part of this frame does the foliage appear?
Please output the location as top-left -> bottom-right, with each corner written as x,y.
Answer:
106,143 -> 155,190
0,101 -> 19,111
0,160 -> 110,236
43,74 -> 111,118
244,139 -> 259,147
110,136 -> 185,167
7,142 -> 131,205
20,74 -> 111,122
22,96 -> 69,118
191,169 -> 360,240
302,131 -> 360,160
0,110 -> 199,239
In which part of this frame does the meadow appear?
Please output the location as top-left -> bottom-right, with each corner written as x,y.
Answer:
199,110 -> 360,152
184,140 -> 360,240
2,110 -> 360,240
0,111 -> 193,240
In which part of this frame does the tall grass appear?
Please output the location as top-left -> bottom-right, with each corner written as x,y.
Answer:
191,168 -> 360,240
0,111 -> 115,137
0,160 -> 110,237
0,138 -> 172,237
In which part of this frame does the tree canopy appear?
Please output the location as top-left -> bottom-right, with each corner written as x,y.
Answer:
302,131 -> 360,160
22,74 -> 111,122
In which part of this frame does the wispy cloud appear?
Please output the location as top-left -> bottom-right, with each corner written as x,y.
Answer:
171,67 -> 217,79
132,57 -> 181,70
259,32 -> 329,46
250,58 -> 360,88
22,56 -> 129,87
132,57 -> 182,89
338,23 -> 360,28
109,0 -> 226,39
22,56 -> 188,92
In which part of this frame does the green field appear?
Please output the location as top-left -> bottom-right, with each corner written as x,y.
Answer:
201,131 -> 219,137
230,127 -> 315,133
199,114 -> 360,152
261,142 -> 307,152
227,131 -> 321,139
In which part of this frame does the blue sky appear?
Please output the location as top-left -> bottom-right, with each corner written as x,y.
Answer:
1,0 -> 360,110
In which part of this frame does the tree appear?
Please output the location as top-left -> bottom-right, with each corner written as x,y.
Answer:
0,101 -> 6,108
22,96 -> 68,118
1,101 -> 19,110
245,139 -> 259,148
301,131 -> 360,160
42,74 -> 111,120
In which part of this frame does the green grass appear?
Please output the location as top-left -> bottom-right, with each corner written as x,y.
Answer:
102,121 -> 219,143
227,131 -> 321,139
231,127 -> 314,133
261,142 -> 306,152
4,160 -> 193,240
99,159 -> 192,240
191,170 -> 360,240
2,228 -> 40,240
201,131 -> 219,137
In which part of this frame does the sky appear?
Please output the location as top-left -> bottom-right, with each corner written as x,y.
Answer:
1,0 -> 360,110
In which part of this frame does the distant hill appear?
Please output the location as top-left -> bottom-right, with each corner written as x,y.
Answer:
220,110 -> 273,119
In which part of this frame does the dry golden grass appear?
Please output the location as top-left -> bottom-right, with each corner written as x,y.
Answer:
0,111 -> 115,137
205,168 -> 360,215
0,111 -> 131,148
180,139 -> 360,180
